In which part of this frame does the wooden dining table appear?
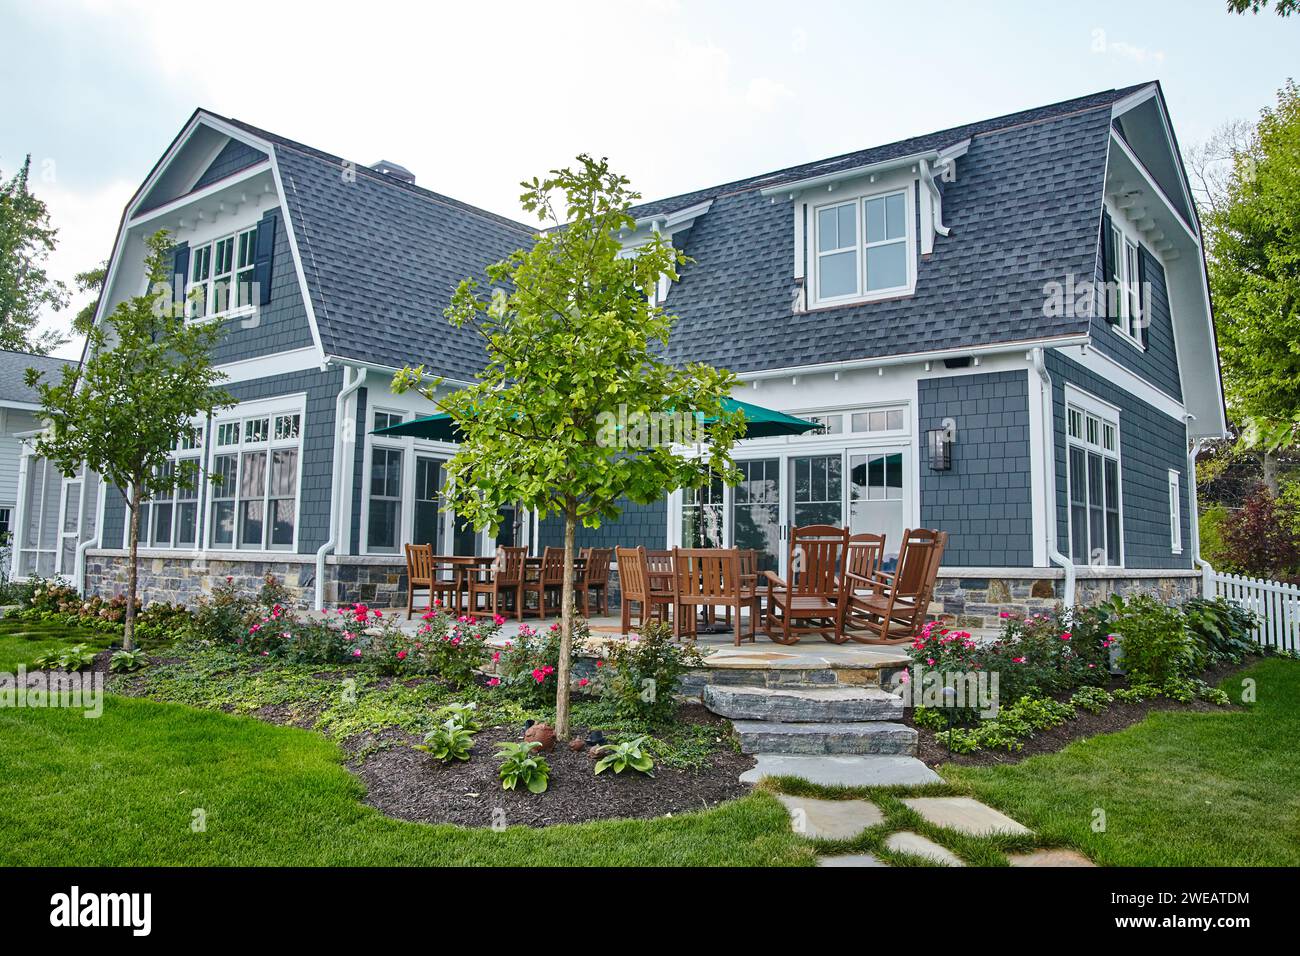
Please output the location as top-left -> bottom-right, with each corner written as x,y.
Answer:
430,554 -> 587,615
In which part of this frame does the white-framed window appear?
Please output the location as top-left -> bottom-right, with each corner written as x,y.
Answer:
805,414 -> 843,435
1105,215 -> 1146,349
0,506 -> 10,544
365,409 -> 407,554
188,226 -> 258,320
851,406 -> 907,435
812,186 -> 914,306
1168,469 -> 1183,554
143,424 -> 204,549
208,406 -> 303,551
1065,390 -> 1122,567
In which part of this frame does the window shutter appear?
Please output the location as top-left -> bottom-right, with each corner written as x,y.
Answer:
254,211 -> 277,305
1099,210 -> 1118,326
171,243 -> 190,309
1136,246 -> 1149,349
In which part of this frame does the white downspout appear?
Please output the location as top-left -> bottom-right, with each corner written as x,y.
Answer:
1031,348 -> 1076,606
316,363 -> 364,610
74,476 -> 106,596
1187,432 -> 1214,598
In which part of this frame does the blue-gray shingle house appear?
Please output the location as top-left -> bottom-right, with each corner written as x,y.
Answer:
13,81 -> 1228,627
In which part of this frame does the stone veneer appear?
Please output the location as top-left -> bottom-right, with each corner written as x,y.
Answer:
932,570 -> 1203,632
83,550 -> 411,609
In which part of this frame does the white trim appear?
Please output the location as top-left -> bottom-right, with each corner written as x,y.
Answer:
214,346 -> 320,383
759,150 -> 939,198
0,400 -> 42,412
1057,344 -> 1185,420
807,180 -> 917,308
127,161 -> 271,226
1026,367 -> 1049,567
1108,131 -> 1197,244
1110,84 -> 1198,236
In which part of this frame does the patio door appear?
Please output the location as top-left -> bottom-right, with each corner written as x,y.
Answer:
849,448 -> 907,567
732,458 -> 782,572
412,455 -> 445,552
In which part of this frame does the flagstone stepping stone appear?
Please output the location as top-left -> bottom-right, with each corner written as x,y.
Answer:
817,853 -> 888,867
1007,848 -> 1096,867
901,796 -> 1032,836
776,793 -> 885,839
883,831 -> 965,866
740,754 -> 943,787
732,720 -> 916,755
704,684 -> 904,722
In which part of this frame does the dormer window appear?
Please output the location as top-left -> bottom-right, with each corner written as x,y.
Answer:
811,187 -> 914,307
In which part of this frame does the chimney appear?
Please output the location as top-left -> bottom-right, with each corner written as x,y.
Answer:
371,160 -> 415,184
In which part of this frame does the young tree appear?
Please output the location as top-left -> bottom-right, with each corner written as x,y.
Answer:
71,261 -> 108,334
27,231 -> 233,648
394,156 -> 743,737
0,156 -> 69,354
1205,81 -> 1300,456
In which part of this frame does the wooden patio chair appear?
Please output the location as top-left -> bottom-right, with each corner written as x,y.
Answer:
763,524 -> 850,645
577,547 -> 612,616
616,546 -> 693,639
841,533 -> 886,633
848,528 -> 948,645
466,546 -> 527,621
521,546 -> 567,619
404,543 -> 434,619
673,547 -> 755,646
717,548 -> 761,631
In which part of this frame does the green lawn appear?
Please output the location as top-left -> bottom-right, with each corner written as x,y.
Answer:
0,694 -> 812,866
944,657 -> 1300,866
0,616 -> 115,671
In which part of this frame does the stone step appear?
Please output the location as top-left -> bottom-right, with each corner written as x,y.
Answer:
740,754 -> 942,787
732,720 -> 917,755
704,684 -> 904,722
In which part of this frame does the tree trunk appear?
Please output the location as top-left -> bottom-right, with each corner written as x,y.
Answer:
555,506 -> 577,739
1263,450 -> 1280,497
124,488 -> 140,652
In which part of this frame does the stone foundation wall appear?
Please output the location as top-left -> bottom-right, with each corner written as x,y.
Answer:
82,551 -> 411,610
932,571 -> 1203,632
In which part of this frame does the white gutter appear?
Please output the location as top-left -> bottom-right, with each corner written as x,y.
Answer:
74,477 -> 107,596
738,334 -> 1091,383
1187,432 -> 1214,598
316,363 -> 364,610
1031,348 -> 1076,606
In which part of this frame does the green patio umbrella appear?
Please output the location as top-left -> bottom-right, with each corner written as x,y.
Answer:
371,397 -> 819,441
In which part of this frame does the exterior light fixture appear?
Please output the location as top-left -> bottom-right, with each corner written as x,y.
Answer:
927,427 -> 953,471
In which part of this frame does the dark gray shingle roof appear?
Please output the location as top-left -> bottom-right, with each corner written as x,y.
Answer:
0,350 -> 74,405
221,84 -> 1145,377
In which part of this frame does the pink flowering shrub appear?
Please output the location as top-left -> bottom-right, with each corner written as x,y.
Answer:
365,606 -> 497,686
494,619 -> 586,704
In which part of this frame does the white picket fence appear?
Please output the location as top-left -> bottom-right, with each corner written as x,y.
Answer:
1209,571 -> 1300,653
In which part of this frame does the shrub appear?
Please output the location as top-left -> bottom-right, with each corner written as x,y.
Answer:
1070,686 -> 1114,714
1112,595 -> 1201,683
188,576 -> 257,646
598,620 -> 703,725
1183,597 -> 1259,665
1219,488 -> 1300,581
495,620 -> 584,704
33,643 -> 98,672
496,740 -> 550,793
594,735 -> 655,775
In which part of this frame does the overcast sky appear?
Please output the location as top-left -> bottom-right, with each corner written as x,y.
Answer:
2,0 -> 1295,359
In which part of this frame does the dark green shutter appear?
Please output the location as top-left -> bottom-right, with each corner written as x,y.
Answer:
171,243 -> 190,310
1100,210 -> 1118,326
253,211 -> 277,305
1136,245 -> 1149,348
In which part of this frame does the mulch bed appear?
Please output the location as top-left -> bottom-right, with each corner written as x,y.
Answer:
349,703 -> 755,829
911,658 -> 1258,768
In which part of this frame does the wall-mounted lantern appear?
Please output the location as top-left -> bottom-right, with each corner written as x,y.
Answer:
927,427 -> 953,471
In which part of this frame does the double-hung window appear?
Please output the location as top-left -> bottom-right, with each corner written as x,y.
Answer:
813,188 -> 912,306
1104,216 -> 1145,348
188,226 -> 258,320
209,409 -> 302,550
367,411 -> 406,553
1168,469 -> 1183,554
145,425 -> 204,548
1066,396 -> 1122,567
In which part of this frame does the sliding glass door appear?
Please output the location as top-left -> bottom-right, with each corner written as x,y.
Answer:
732,458 -> 782,571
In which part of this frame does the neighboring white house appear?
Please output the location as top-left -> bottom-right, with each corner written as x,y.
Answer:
0,350 -> 75,549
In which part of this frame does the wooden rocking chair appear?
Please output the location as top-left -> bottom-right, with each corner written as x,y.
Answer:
763,524 -> 850,645
841,533 -> 886,632
848,528 -> 947,645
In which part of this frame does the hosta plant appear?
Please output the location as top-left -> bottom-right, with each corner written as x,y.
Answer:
416,722 -> 475,763
109,648 -> 149,672
496,740 -> 550,794
37,644 -> 99,671
435,701 -> 481,733
594,735 -> 655,776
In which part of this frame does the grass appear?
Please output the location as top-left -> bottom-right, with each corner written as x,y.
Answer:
0,615 -> 115,671
0,693 -> 812,866
943,657 -> 1300,866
